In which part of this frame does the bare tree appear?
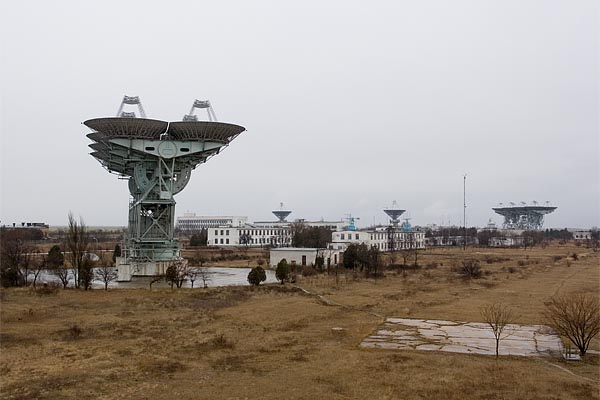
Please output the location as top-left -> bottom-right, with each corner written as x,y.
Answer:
20,251 -> 34,286
458,259 -> 482,279
165,261 -> 188,289
32,254 -> 47,288
0,234 -> 30,287
197,267 -> 211,288
544,294 -> 600,356
185,266 -> 211,288
53,265 -> 71,289
95,260 -> 117,291
65,212 -> 90,289
149,272 -> 164,289
188,268 -> 198,288
481,303 -> 515,359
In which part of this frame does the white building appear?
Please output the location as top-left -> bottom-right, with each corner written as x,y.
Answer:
270,247 -> 343,268
210,224 -> 293,247
331,228 -> 425,251
251,219 -> 346,231
206,218 -> 346,248
489,236 -> 523,247
571,230 -> 592,240
176,213 -> 248,231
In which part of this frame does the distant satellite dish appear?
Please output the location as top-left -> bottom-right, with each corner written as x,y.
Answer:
272,202 -> 291,222
383,200 -> 405,226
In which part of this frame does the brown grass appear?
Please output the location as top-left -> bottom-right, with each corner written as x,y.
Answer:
1,244 -> 598,399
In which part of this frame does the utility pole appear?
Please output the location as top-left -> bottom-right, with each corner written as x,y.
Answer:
463,174 -> 467,251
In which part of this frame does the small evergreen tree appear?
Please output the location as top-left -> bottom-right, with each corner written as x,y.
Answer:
343,243 -> 369,271
315,255 -> 325,270
190,230 -> 208,246
47,245 -> 64,268
112,244 -> 121,263
247,266 -> 266,286
79,257 -> 95,290
275,259 -> 290,284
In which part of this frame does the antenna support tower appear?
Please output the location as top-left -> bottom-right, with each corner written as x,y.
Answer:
183,99 -> 218,122
492,202 -> 557,230
116,95 -> 147,118
345,214 -> 360,231
272,202 -> 292,222
85,96 -> 245,281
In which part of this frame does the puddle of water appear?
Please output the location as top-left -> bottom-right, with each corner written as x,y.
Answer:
361,317 -> 563,357
29,267 -> 277,289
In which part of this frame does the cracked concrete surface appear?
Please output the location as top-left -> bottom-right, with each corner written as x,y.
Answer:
361,318 -> 562,356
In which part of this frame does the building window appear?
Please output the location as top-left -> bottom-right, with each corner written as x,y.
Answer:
220,238 -> 223,244
355,234 -> 359,240
215,230 -> 218,236
220,230 -> 224,235
341,234 -> 345,240
226,239 -> 229,244
226,230 -> 229,236
214,239 -> 218,244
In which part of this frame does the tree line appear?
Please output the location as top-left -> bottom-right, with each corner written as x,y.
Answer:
1,212 -> 121,290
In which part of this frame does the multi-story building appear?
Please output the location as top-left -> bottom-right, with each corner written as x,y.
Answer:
207,219 -> 346,248
176,213 -> 247,231
331,227 -> 425,251
210,224 -> 293,247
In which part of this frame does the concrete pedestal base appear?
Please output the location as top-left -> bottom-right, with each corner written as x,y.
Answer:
115,257 -> 188,282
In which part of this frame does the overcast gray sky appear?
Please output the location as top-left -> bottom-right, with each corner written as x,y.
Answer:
1,0 -> 598,229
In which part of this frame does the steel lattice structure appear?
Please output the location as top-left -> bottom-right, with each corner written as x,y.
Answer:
85,96 -> 245,280
492,202 -> 557,230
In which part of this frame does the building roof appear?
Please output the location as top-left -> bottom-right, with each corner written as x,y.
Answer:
270,247 -> 321,252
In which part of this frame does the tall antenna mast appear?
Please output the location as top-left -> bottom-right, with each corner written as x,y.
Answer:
463,173 -> 467,251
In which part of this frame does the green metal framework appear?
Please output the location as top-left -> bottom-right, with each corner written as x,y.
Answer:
84,116 -> 245,266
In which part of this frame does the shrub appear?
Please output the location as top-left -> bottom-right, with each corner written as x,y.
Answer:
35,283 -> 60,296
66,324 -> 82,340
458,259 -> 482,279
484,256 -> 510,264
301,266 -> 318,277
507,267 -> 517,274
211,334 -> 235,349
247,266 -> 266,286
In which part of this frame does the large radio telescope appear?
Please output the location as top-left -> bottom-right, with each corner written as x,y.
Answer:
85,95 -> 245,280
492,201 -> 557,230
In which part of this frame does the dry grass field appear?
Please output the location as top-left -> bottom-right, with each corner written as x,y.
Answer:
1,244 -> 598,399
